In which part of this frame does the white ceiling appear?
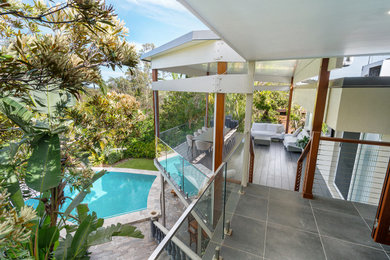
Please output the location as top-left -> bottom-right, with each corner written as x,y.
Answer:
179,0 -> 390,60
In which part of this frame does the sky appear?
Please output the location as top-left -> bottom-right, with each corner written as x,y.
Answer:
101,0 -> 207,79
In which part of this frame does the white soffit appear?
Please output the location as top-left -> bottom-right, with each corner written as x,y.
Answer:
179,0 -> 390,60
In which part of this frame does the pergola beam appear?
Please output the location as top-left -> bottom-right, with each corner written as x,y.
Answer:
152,74 -> 254,94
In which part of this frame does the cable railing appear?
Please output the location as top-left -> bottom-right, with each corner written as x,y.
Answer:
294,139 -> 312,191
150,135 -> 246,259
299,136 -> 390,205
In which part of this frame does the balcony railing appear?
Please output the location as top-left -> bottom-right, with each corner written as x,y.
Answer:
156,138 -> 210,199
150,135 -> 245,259
295,134 -> 390,205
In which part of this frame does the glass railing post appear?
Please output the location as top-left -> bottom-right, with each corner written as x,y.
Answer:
182,156 -> 185,193
222,163 -> 227,239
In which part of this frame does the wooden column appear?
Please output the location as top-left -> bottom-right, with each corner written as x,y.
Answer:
302,58 -> 330,199
285,78 -> 294,134
212,62 -> 226,227
213,63 -> 227,171
372,158 -> 390,244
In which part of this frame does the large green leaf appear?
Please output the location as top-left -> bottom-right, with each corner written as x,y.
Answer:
10,188 -> 24,209
76,204 -> 89,223
70,215 -> 94,258
25,134 -> 61,192
87,223 -> 144,247
30,90 -> 75,115
0,97 -> 33,133
0,142 -> 20,165
4,173 -> 24,209
37,226 -> 59,251
55,234 -> 73,260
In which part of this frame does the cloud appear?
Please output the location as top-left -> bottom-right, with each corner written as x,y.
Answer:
124,0 -> 186,12
118,0 -> 204,29
100,67 -> 126,80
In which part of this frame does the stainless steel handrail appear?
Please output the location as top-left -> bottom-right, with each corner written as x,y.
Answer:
148,162 -> 226,260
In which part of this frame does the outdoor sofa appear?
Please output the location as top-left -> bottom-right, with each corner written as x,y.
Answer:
251,123 -> 285,140
283,127 -> 310,152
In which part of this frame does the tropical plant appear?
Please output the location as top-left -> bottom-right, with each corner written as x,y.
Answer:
68,91 -> 149,164
0,95 -> 143,259
297,135 -> 310,149
253,90 -> 289,123
0,0 -> 138,99
107,43 -> 155,112
0,0 -> 144,258
160,92 -> 206,131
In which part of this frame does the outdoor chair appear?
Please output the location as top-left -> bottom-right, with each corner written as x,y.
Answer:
186,135 -> 194,157
195,140 -> 212,154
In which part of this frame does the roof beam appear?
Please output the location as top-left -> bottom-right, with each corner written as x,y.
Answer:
152,74 -> 253,94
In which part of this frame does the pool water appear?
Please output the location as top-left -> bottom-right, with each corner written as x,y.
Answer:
26,172 -> 156,219
159,156 -> 207,196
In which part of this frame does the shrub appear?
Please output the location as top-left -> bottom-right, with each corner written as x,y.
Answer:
124,140 -> 155,159
105,150 -> 123,165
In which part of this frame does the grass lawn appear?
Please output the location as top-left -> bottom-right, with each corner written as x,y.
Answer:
115,158 -> 157,171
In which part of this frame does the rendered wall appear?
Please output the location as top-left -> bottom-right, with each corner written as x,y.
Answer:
292,88 -> 316,113
294,87 -> 390,135
335,88 -> 390,135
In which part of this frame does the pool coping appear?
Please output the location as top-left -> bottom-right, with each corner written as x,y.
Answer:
92,167 -> 161,227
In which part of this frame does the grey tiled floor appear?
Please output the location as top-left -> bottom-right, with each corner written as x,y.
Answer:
204,183 -> 389,260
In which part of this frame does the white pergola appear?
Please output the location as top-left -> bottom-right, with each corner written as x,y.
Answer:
145,0 -> 390,248
141,30 -> 346,186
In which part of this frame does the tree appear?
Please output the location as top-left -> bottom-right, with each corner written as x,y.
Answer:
160,91 -> 205,131
253,90 -> 288,123
107,43 -> 155,112
0,0 -> 138,99
0,0 -> 143,258
68,91 -> 148,164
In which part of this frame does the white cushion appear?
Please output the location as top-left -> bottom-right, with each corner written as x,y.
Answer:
277,124 -> 285,133
292,127 -> 302,137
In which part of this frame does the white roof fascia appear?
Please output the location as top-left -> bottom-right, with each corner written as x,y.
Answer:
150,40 -> 245,70
141,30 -> 220,61
152,74 -> 253,94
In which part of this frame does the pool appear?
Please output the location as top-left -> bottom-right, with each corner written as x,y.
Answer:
26,171 -> 156,219
159,155 -> 208,196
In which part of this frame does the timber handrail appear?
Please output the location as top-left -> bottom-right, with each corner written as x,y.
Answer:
320,136 -> 390,147
249,137 -> 255,183
294,139 -> 311,192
